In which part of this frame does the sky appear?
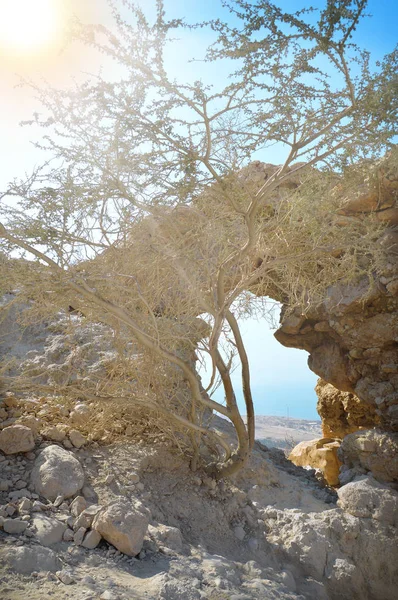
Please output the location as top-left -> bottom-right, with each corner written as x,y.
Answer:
0,0 -> 396,420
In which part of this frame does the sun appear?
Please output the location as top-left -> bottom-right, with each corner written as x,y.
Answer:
0,0 -> 61,55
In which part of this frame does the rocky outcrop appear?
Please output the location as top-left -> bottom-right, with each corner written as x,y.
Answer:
263,504 -> 398,600
316,379 -> 380,438
274,153 -> 398,437
338,429 -> 398,483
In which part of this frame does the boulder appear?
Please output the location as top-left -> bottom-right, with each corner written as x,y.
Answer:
31,444 -> 85,501
0,546 -> 61,574
337,476 -> 398,526
32,514 -> 66,546
0,424 -> 35,454
289,438 -> 342,486
92,500 -> 150,556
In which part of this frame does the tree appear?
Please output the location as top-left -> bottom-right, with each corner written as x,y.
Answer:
0,0 -> 396,477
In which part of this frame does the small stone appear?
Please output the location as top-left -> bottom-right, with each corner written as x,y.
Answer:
4,518 -> 28,534
32,501 -> 47,512
53,495 -> 65,508
67,516 -> 75,528
69,430 -> 87,449
19,498 -> 32,512
9,489 -> 32,501
56,570 -> 75,585
100,591 -> 119,600
73,526 -> 86,546
63,440 -> 73,449
82,529 -> 102,549
15,480 -> 27,490
6,505 -> 16,517
70,495 -> 87,517
104,474 -> 114,485
63,528 -> 74,542
0,480 -> 10,491
233,526 -> 245,541
42,426 -> 66,443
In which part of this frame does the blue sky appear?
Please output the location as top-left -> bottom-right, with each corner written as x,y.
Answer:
0,1 -> 396,419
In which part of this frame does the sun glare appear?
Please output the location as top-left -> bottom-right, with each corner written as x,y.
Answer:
0,0 -> 60,55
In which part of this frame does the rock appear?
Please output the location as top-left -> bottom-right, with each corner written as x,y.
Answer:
82,484 -> 99,503
0,479 -> 10,491
0,425 -> 35,454
148,523 -> 183,552
15,416 -> 41,435
19,498 -> 32,512
337,476 -> 398,526
41,425 -> 66,442
233,526 -> 246,541
53,495 -> 64,507
339,430 -> 398,483
70,495 -> 87,517
9,489 -> 32,501
308,344 -> 354,392
3,518 -> 28,534
82,529 -> 102,549
100,592 -> 119,600
63,528 -> 74,542
73,526 -> 86,545
73,504 -> 102,530
289,438 -> 342,486
92,500 -> 150,556
69,404 -> 91,426
30,444 -> 85,500
15,480 -> 27,490
316,379 -> 379,438
264,506 -> 398,599
0,545 -> 61,574
69,429 -> 87,448
56,570 -> 75,585
32,514 -> 66,546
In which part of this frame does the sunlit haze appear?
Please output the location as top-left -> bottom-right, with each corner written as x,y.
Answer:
0,0 -> 61,55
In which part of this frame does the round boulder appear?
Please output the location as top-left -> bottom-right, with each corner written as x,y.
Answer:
31,444 -> 85,501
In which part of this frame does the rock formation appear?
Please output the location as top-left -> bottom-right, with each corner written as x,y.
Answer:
274,151 -> 398,484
